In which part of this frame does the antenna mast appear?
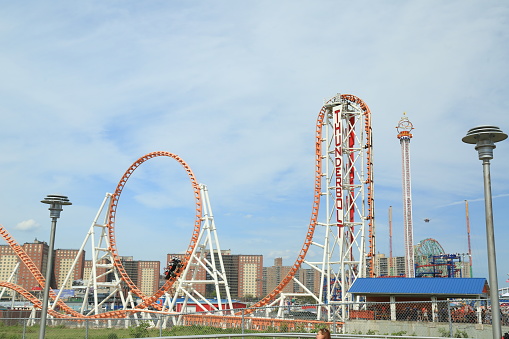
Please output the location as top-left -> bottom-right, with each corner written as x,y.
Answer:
389,206 -> 393,276
465,200 -> 473,277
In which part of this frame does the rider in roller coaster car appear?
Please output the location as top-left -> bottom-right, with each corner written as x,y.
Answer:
164,257 -> 183,280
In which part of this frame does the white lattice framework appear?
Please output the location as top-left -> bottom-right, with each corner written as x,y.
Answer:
46,183 -> 232,322
161,184 -> 234,325
320,95 -> 373,314
247,94 -> 375,323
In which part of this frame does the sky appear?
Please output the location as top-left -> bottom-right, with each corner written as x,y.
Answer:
1,1 -> 509,288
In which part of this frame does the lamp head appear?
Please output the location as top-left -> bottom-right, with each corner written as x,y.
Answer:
41,194 -> 72,219
462,125 -> 507,161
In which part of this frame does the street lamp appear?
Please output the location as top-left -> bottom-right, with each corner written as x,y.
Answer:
462,125 -> 507,339
39,194 -> 72,339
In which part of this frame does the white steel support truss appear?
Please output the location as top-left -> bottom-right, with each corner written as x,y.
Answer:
163,184 -> 233,325
61,193 -> 129,317
45,183 -> 232,325
299,94 -> 372,323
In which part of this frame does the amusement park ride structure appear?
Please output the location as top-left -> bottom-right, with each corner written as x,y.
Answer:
242,94 -> 375,322
397,113 -> 415,278
414,238 -> 468,278
0,94 -> 375,324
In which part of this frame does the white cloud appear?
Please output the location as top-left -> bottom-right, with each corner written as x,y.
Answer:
15,219 -> 40,231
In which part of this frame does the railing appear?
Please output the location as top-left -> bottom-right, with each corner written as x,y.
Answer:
1,299 -> 509,338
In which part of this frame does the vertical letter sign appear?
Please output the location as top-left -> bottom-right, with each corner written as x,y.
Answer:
333,105 -> 343,228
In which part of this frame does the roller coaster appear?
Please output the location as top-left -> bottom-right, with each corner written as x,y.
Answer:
0,93 -> 374,325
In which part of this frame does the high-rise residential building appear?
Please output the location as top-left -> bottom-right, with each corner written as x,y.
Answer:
120,256 -> 137,292
137,260 -> 160,296
390,255 -> 406,277
375,253 -> 389,277
119,256 -> 160,296
218,252 -> 238,298
375,254 -> 406,277
54,249 -> 85,289
1,241 -> 86,292
295,267 -> 321,295
263,258 -> 293,296
167,251 -> 263,300
0,245 -> 19,295
83,259 -> 112,284
167,251 -> 225,298
238,255 -> 263,299
1,241 -> 158,299
18,239 -> 50,291
83,257 -> 160,296
263,258 -> 321,297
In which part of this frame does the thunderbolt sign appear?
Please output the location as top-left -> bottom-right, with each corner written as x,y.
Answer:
333,105 -> 344,228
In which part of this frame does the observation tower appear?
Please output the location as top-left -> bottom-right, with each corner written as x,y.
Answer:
397,113 -> 415,278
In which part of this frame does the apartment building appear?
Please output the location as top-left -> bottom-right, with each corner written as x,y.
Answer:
83,258 -> 113,284
0,245 -> 19,295
1,241 -> 87,292
238,255 -> 263,299
18,239 -> 50,291
136,260 -> 160,296
119,256 -> 160,296
54,249 -> 85,289
263,257 -> 293,296
167,251 -> 263,299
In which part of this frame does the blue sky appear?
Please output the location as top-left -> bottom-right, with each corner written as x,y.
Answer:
1,1 -> 509,287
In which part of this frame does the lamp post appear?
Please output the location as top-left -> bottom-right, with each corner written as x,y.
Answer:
462,125 -> 507,339
39,194 -> 71,339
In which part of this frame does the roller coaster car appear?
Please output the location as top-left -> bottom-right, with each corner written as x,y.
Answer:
164,257 -> 183,280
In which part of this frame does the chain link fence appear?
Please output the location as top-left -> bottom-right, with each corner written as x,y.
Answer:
1,299 -> 508,338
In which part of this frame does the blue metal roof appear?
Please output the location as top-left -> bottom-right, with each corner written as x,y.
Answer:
348,278 -> 488,296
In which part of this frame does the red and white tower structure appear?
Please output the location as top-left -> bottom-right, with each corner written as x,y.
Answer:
397,113 -> 415,278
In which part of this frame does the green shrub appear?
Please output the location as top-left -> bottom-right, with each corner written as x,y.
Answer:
454,329 -> 469,338
129,321 -> 150,338
437,327 -> 449,337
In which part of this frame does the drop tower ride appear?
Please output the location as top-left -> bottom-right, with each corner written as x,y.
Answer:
397,113 -> 415,278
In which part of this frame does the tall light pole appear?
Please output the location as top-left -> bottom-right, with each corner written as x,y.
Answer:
39,194 -> 72,339
462,125 -> 506,339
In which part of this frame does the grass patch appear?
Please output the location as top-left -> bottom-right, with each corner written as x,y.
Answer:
0,323 -> 310,338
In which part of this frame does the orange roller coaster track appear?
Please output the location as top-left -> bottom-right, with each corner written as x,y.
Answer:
0,94 -> 374,321
240,94 -> 374,316
0,151 -> 202,319
106,151 -> 202,312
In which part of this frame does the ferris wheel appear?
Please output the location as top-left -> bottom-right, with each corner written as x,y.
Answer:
414,238 -> 446,277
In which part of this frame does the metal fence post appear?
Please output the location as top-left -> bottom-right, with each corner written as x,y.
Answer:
159,315 -> 163,337
447,301 -> 453,337
241,308 -> 245,334
85,318 -> 89,339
